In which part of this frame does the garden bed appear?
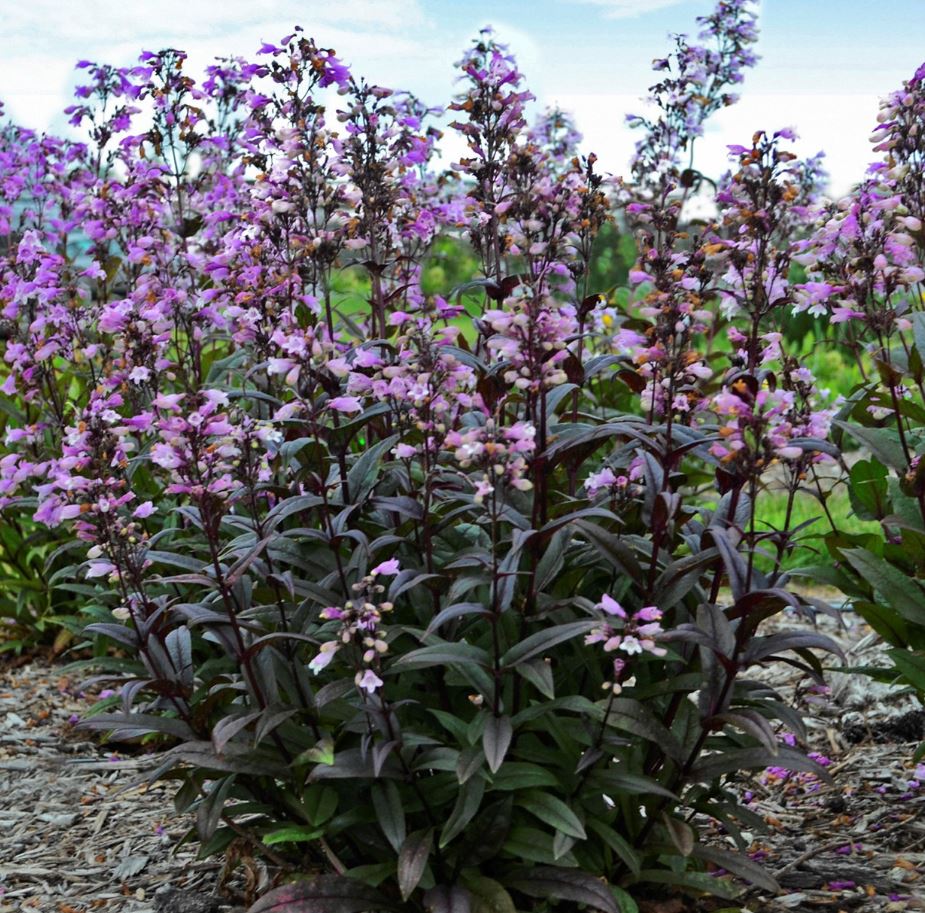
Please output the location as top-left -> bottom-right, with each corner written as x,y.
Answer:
0,657 -> 227,913
3,608 -> 924,913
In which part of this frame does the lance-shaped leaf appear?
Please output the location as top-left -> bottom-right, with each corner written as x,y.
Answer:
502,867 -> 619,913
398,828 -> 433,901
460,875 -> 516,913
516,790 -> 586,840
587,819 -> 641,875
690,745 -> 829,783
834,421 -> 907,472
501,619 -> 596,669
392,641 -> 491,672
425,602 -> 490,635
455,796 -> 513,867
212,710 -> 261,754
78,713 -> 195,741
691,844 -> 780,892
661,813 -> 694,856
482,714 -> 513,774
247,875 -> 396,913
707,527 -> 748,601
573,519 -> 644,580
440,775 -> 486,847
842,548 -> 925,623
422,885 -> 472,913
744,630 -> 845,665
371,780 -> 406,853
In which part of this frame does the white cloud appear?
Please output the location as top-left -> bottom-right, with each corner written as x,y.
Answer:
549,91 -> 880,196
1,0 -> 427,46
0,0 -> 435,133
564,0 -> 687,19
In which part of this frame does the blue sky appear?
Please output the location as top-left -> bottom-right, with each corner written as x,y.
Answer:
2,0 -> 924,194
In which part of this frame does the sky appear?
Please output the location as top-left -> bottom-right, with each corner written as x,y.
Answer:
2,0 -> 924,195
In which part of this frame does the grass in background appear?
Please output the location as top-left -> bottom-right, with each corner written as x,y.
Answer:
754,484 -> 880,570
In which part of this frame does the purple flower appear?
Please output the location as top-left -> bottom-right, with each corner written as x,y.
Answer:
370,558 -> 400,576
328,396 -> 363,414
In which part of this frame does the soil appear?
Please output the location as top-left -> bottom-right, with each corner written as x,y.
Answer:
1,606 -> 924,913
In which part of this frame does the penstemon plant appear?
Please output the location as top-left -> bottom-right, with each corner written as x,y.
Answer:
0,3 -> 852,910
792,63 -> 925,759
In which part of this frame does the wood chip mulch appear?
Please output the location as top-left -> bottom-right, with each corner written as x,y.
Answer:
0,657 -> 233,913
699,608 -> 925,912
2,605 -> 925,913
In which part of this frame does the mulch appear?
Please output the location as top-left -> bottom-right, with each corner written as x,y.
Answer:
0,656 -> 238,913
1,605 -> 924,913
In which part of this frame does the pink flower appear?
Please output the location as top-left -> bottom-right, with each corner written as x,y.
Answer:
585,467 -> 617,498
356,668 -> 384,693
830,307 -> 864,324
308,642 -> 338,674
328,396 -> 363,414
635,606 -> 662,622
86,561 -> 116,578
598,594 -> 626,618
133,501 -> 156,518
370,558 -> 400,576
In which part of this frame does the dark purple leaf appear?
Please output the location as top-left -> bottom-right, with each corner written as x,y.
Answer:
482,715 -> 513,774
422,885 -> 472,913
398,828 -> 433,901
247,875 -> 396,913
503,867 -> 619,913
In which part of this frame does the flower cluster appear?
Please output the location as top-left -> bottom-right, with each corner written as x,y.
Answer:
587,595 -> 666,688
308,560 -> 399,693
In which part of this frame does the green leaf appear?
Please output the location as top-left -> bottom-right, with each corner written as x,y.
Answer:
455,796 -> 513,867
888,649 -> 925,693
603,699 -> 685,762
294,735 -> 335,767
392,641 -> 491,672
501,620 -> 596,669
610,886 -> 639,913
371,781 -> 406,853
849,459 -> 890,521
263,825 -> 325,845
587,819 -> 641,875
842,548 -> 925,623
690,845 -> 780,892
303,786 -> 339,826
633,868 -> 737,900
462,874 -> 516,913
835,421 -> 907,472
515,658 -> 555,699
490,762 -> 559,791
456,745 -> 485,785
501,827 -> 578,867
858,598 -> 912,649
516,790 -> 586,840
440,776 -> 486,848
344,434 -> 398,505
